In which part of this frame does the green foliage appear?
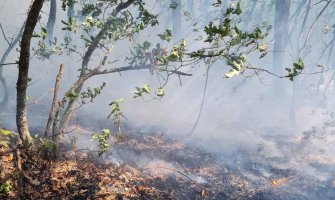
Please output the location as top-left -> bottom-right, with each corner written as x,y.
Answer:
108,98 -> 124,125
61,16 -> 77,32
91,129 -> 111,157
189,2 -> 268,79
158,29 -> 172,42
65,91 -> 79,99
132,84 -> 151,98
0,129 -> 12,137
135,1 -> 159,27
165,40 -> 187,62
156,87 -> 165,97
0,181 -> 12,195
37,139 -> 57,160
225,2 -> 242,16
129,41 -> 152,65
32,27 -> 63,59
80,82 -> 106,103
61,0 -> 76,11
32,41 -> 63,59
0,129 -> 14,148
169,1 -> 179,9
285,58 -> 305,81
213,0 -> 222,7
61,36 -> 78,55
81,3 -> 102,17
225,55 -> 247,78
32,27 -> 47,40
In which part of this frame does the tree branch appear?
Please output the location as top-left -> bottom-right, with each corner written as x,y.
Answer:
89,64 -> 193,77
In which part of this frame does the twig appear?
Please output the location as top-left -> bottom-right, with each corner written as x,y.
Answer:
0,62 -> 18,66
28,63 -> 53,87
149,166 -> 196,183
187,64 -> 210,136
0,23 -> 10,45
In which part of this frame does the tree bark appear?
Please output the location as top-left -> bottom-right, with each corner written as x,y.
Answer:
16,0 -> 45,144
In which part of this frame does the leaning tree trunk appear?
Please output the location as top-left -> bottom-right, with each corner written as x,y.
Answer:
46,0 -> 56,45
272,0 -> 291,95
16,0 -> 45,144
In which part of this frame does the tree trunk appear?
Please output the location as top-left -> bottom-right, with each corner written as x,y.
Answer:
16,0 -> 45,144
219,1 -> 229,25
0,25 -> 24,108
186,0 -> 194,17
201,0 -> 210,26
46,0 -> 57,45
243,0 -> 258,30
273,0 -> 290,95
171,0 -> 182,43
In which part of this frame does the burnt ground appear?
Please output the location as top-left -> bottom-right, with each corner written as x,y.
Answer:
1,109 -> 335,199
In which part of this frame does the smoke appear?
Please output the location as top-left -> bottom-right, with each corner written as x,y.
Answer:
1,1 -> 335,199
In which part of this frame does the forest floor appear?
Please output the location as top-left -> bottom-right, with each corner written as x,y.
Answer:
1,111 -> 335,199
0,128 -> 260,199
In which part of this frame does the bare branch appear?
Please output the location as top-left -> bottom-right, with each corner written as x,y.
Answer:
89,64 -> 193,77
303,0 -> 332,48
0,62 -> 18,66
0,23 -> 10,45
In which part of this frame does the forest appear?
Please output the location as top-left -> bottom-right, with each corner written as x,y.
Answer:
0,0 -> 335,199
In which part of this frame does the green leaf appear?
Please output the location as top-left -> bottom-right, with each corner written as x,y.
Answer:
65,91 -> 78,99
156,87 -> 164,97
158,29 -> 172,42
142,84 -> 151,93
41,27 -> 48,40
224,69 -> 240,78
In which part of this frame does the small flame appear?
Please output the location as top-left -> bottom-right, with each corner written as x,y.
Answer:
271,176 -> 292,187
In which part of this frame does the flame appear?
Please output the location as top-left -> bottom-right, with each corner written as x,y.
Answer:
271,176 -> 292,187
